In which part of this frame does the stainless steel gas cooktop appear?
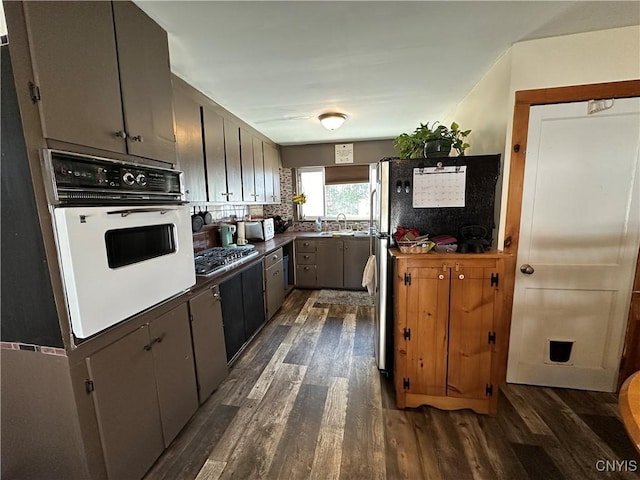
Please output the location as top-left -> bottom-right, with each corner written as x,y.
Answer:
194,246 -> 259,277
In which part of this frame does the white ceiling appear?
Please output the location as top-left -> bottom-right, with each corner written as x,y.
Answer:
135,1 -> 639,145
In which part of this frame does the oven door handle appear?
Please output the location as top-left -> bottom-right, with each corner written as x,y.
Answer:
106,207 -> 173,217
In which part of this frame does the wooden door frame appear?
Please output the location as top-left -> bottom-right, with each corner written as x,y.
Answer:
502,79 -> 640,390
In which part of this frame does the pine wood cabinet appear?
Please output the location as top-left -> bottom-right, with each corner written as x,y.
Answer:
86,303 -> 198,479
23,1 -> 176,164
392,250 -> 512,415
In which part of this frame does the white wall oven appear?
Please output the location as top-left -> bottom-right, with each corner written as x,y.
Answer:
43,150 -> 195,340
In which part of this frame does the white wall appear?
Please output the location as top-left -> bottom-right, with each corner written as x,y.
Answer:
446,25 -> 640,247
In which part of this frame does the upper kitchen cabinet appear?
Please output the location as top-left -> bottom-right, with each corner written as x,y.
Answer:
240,128 -> 257,202
252,137 -> 266,203
23,1 -> 176,164
263,143 -> 281,204
223,118 -> 243,203
174,86 -> 206,202
202,105 -> 226,202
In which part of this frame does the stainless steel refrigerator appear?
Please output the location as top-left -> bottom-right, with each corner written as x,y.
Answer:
370,155 -> 501,373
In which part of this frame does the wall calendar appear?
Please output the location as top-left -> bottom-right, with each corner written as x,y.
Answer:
412,166 -> 467,208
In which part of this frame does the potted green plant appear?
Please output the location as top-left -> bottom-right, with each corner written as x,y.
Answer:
394,121 -> 471,159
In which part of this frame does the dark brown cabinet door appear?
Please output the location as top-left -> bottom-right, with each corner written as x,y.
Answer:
265,260 -> 285,320
189,287 -> 229,403
296,264 -> 317,287
24,1 -> 126,154
174,87 -> 206,202
240,128 -> 256,202
316,240 -> 344,288
343,238 -> 370,290
263,143 -> 278,203
223,118 -> 243,203
252,137 -> 266,203
148,303 -> 198,447
87,326 -> 164,480
203,106 -> 227,202
113,1 -> 176,164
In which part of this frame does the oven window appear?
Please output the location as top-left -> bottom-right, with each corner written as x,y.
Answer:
105,224 -> 175,269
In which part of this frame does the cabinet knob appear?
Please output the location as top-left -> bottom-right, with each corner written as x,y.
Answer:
304,266 -> 310,271
438,274 -> 445,280
520,264 -> 535,275
273,254 -> 278,260
458,274 -> 465,280
130,134 -> 144,142
114,130 -> 127,139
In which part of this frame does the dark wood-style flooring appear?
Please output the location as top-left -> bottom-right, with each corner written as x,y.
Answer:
145,289 -> 640,480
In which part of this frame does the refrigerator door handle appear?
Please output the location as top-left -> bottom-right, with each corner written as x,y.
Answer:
369,188 -> 377,256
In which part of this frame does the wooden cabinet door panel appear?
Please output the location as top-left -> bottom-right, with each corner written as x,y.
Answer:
174,88 -> 206,202
265,260 -> 285,320
148,303 -> 198,447
113,1 -> 176,164
24,1 -> 126,154
203,106 -> 227,202
87,326 -> 163,480
240,128 -> 256,202
252,137 -> 266,203
296,265 -> 317,287
405,266 -> 449,396
223,118 -> 242,202
190,288 -> 229,403
343,239 -> 370,290
316,240 -> 343,288
447,266 -> 496,400
263,143 -> 277,203
242,262 -> 266,339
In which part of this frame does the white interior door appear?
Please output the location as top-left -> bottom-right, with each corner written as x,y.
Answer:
506,97 -> 640,392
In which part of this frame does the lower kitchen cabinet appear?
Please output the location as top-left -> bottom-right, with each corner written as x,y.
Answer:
264,248 -> 285,320
294,237 -> 368,289
86,302 -> 198,480
343,238 -> 370,290
392,251 -> 511,415
189,285 -> 228,403
220,261 -> 266,362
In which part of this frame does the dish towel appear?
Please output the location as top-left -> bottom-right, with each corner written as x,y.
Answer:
362,255 -> 376,296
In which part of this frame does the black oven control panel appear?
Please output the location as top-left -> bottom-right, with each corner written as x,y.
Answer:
45,150 -> 183,204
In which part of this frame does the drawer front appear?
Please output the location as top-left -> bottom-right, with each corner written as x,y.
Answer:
264,247 -> 284,269
295,252 -> 316,265
296,240 -> 316,253
295,264 -> 317,287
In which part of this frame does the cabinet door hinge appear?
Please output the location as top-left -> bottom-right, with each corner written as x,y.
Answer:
403,377 -> 410,390
485,384 -> 494,397
29,81 -> 41,103
404,272 -> 411,285
488,331 -> 496,344
403,327 -> 411,341
490,272 -> 499,287
85,380 -> 95,394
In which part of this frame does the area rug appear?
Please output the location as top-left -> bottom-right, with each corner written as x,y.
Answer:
316,289 -> 374,306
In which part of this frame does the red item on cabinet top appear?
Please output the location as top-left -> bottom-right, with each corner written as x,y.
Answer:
431,234 -> 457,245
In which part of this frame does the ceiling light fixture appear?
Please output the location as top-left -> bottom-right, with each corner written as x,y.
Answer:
319,112 -> 347,130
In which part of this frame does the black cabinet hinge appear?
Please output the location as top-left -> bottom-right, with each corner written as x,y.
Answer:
488,331 -> 496,344
29,81 -> 41,103
485,384 -> 494,397
403,377 -> 410,390
85,380 -> 94,394
490,272 -> 499,287
404,272 -> 411,286
403,327 -> 411,341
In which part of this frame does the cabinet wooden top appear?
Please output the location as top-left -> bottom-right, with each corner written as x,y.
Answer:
389,248 -> 511,260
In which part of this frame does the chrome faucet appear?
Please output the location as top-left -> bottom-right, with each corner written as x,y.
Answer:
336,213 -> 347,231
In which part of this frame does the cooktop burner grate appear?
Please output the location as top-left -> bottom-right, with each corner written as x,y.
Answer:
194,245 -> 260,276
